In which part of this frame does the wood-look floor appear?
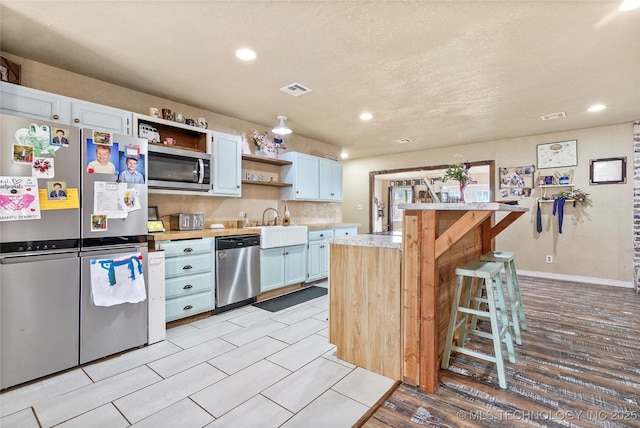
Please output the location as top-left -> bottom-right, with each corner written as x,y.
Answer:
361,276 -> 640,428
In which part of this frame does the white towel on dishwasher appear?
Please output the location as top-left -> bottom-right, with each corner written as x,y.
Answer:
90,253 -> 147,307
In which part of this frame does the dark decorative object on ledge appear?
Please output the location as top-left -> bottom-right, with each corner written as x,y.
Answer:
0,56 -> 21,84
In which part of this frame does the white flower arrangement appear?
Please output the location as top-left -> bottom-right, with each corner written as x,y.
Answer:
253,130 -> 276,153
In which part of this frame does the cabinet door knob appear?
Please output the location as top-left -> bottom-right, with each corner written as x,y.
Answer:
183,265 -> 193,270
74,118 -> 80,123
183,305 -> 193,311
52,114 -> 60,120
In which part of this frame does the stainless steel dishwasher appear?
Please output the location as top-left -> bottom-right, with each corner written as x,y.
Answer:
215,234 -> 260,310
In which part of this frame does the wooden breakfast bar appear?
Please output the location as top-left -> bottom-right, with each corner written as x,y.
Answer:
327,203 -> 528,394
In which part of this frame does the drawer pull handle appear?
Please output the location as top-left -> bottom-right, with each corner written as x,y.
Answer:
183,284 -> 193,290
183,265 -> 193,270
183,305 -> 193,311
183,248 -> 193,253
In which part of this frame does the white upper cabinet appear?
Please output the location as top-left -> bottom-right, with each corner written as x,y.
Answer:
0,82 -> 132,135
280,152 -> 320,201
319,157 -> 343,202
71,100 -> 131,135
210,130 -> 242,197
1,81 -> 66,123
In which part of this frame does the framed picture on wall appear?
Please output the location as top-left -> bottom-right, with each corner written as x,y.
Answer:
589,157 -> 626,184
537,140 -> 577,169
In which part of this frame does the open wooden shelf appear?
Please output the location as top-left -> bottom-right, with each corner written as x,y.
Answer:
242,154 -> 292,166
242,180 -> 292,188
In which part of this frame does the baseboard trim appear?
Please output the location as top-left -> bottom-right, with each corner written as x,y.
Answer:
518,270 -> 633,289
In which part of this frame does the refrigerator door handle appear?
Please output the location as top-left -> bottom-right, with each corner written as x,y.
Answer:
197,158 -> 204,184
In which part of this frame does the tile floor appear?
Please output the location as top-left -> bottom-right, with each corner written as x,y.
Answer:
0,282 -> 395,428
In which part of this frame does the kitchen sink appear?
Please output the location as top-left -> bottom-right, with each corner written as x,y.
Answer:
257,225 -> 308,249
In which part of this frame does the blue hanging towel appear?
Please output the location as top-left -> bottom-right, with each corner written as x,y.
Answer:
552,199 -> 565,234
536,200 -> 543,233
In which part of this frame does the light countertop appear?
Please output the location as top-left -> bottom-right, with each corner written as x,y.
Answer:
148,223 -> 359,242
326,234 -> 402,249
398,202 -> 528,212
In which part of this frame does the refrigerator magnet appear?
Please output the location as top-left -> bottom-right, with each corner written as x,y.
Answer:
0,176 -> 41,221
91,214 -> 108,232
92,131 -> 112,146
32,157 -> 54,179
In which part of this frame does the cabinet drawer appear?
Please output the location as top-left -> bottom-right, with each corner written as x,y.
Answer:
164,253 -> 212,278
166,291 -> 213,322
309,229 -> 334,241
157,239 -> 213,257
334,227 -> 357,237
165,272 -> 213,299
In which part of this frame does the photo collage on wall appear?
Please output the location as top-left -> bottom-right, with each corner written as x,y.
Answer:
499,165 -> 535,199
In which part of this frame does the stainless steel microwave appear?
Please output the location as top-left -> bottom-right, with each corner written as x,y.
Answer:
147,145 -> 211,191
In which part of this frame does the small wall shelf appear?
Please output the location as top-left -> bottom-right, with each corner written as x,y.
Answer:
241,180 -> 292,188
242,154 -> 292,166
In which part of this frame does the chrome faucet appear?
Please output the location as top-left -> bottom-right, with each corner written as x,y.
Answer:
262,208 -> 279,226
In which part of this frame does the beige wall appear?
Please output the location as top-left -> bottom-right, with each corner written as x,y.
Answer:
4,53 -> 342,226
343,124 -> 634,285
5,53 -> 634,284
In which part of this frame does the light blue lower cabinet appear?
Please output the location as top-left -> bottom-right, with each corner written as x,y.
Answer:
156,238 -> 215,322
260,244 -> 307,293
306,227 -> 356,283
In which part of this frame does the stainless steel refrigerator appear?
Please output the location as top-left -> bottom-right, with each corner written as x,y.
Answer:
0,114 -> 149,389
1,114 -> 81,389
79,127 -> 148,364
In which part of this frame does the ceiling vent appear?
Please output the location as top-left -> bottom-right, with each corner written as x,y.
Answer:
395,138 -> 414,144
540,111 -> 567,121
280,83 -> 312,97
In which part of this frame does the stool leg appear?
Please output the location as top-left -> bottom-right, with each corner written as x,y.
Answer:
508,259 -> 527,330
470,278 -> 486,331
503,261 -> 522,346
441,274 -> 465,369
484,276 -> 508,389
493,275 -> 516,364
457,276 -> 475,345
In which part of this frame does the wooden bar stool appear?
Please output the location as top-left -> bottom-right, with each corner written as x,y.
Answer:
480,251 -> 527,345
441,260 -> 516,389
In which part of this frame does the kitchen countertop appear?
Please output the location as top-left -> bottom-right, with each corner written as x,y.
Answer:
398,202 -> 528,212
148,228 -> 262,241
148,223 -> 359,242
302,223 -> 360,230
326,234 -> 401,249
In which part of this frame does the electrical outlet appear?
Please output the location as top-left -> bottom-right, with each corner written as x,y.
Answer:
546,255 -> 553,263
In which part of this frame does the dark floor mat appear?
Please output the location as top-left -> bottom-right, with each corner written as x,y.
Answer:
253,286 -> 327,312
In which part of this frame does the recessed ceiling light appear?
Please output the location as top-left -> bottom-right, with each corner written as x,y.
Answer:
340,151 -> 349,159
359,112 -> 373,121
619,0 -> 640,11
588,104 -> 607,112
235,48 -> 256,61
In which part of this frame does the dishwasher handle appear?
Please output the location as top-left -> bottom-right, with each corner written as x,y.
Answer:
216,235 -> 260,251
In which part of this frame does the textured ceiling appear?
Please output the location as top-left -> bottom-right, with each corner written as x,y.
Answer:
1,1 -> 639,160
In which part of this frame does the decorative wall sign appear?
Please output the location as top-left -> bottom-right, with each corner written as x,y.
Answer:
589,157 -> 626,184
0,56 -> 21,84
537,140 -> 577,169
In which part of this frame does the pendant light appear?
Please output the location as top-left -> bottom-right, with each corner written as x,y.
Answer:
272,115 -> 292,135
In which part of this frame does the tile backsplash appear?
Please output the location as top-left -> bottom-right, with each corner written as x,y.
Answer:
149,194 -> 342,230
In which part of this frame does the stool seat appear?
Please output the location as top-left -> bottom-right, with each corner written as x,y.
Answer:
480,251 -> 515,263
455,260 -> 503,279
442,260 -> 516,389
480,250 -> 527,344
